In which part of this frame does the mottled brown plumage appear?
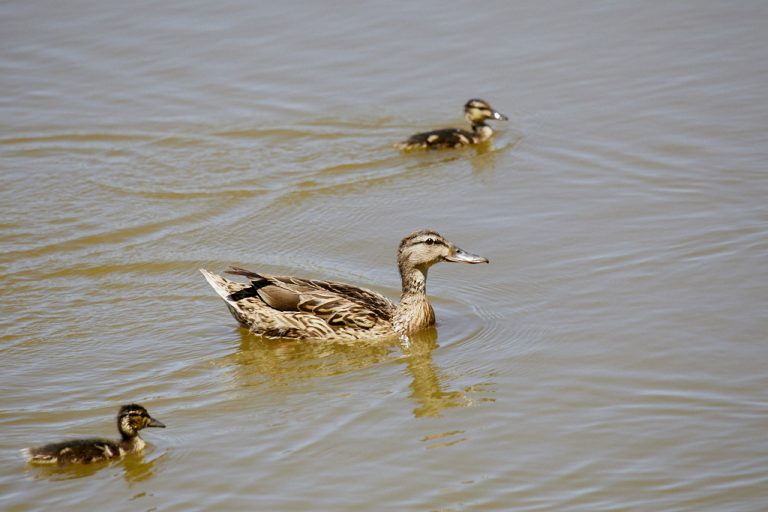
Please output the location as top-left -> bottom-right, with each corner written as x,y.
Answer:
24,404 -> 165,465
395,99 -> 508,150
200,230 -> 489,340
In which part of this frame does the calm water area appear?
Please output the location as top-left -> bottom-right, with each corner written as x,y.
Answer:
1,1 -> 767,510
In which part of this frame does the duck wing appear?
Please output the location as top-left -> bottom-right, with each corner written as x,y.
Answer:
226,267 -> 396,330
397,128 -> 474,149
25,438 -> 121,465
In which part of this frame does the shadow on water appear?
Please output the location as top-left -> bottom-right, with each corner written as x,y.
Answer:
25,450 -> 166,482
219,327 -> 485,418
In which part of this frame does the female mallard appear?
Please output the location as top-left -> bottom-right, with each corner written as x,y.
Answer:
200,229 -> 489,340
395,99 -> 508,150
24,404 -> 165,465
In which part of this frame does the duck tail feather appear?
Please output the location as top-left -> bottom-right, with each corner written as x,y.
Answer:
199,268 -> 237,304
225,266 -> 263,280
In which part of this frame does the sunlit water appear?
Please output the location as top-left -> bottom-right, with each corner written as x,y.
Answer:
1,1 -> 767,510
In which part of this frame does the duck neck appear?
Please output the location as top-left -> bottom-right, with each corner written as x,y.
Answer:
401,264 -> 427,296
471,122 -> 493,142
118,428 -> 146,452
120,434 -> 146,452
395,265 -> 435,333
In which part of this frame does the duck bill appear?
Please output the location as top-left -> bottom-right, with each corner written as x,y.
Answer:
445,247 -> 489,264
148,417 -> 166,428
492,111 -> 508,121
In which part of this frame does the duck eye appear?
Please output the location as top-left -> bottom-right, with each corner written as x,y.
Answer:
425,238 -> 434,245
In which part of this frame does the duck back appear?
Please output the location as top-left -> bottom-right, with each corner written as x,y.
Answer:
25,438 -> 123,465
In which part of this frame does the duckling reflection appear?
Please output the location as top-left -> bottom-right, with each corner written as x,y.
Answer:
28,451 -> 165,482
121,450 -> 167,483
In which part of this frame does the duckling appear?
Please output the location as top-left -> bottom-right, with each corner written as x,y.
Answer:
395,99 -> 508,150
200,229 -> 489,340
24,404 -> 165,465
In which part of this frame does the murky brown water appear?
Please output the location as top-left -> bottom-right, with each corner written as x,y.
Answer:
2,1 -> 767,510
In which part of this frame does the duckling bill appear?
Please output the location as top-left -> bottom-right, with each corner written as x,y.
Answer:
24,404 -> 165,465
395,99 -> 508,150
200,229 -> 489,340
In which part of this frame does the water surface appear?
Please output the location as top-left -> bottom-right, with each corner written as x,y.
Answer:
1,1 -> 767,510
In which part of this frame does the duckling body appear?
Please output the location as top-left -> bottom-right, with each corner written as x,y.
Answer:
200,229 -> 488,340
395,99 -> 507,150
24,404 -> 165,465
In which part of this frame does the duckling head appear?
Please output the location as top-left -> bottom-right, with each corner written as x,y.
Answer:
398,229 -> 489,275
464,99 -> 508,125
117,404 -> 165,439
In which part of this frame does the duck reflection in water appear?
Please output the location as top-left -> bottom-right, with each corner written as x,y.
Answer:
27,451 -> 166,482
399,328 -> 470,418
220,326 -> 481,418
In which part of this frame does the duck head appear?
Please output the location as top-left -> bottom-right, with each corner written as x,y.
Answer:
464,99 -> 508,124
117,404 -> 165,439
398,229 -> 489,275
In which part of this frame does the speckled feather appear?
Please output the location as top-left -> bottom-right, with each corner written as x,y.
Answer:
397,127 -> 476,150
24,404 -> 165,466
23,438 -> 127,465
201,268 -> 396,339
395,99 -> 507,151
201,229 -> 489,341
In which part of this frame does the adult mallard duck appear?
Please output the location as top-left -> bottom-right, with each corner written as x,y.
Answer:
24,404 -> 165,465
200,229 -> 489,340
395,99 -> 508,150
